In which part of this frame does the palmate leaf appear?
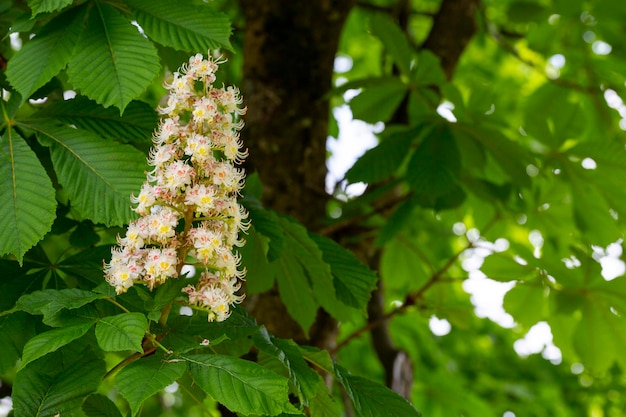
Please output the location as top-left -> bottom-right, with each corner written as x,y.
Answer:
24,121 -> 147,226
13,343 -> 105,417
0,128 -> 56,263
67,1 -> 160,112
26,0 -> 73,16
126,0 -> 233,52
115,355 -> 186,417
185,353 -> 301,416
6,6 -> 82,99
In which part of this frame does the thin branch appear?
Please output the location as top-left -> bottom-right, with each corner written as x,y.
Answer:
332,214 -> 499,354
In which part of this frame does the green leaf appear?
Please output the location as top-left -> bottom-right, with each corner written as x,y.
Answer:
67,1 -> 160,112
95,312 -> 147,352
43,304 -> 100,327
16,288 -> 107,319
185,353 -> 301,416
503,282 -> 546,328
350,77 -> 407,124
271,255 -> 318,334
148,275 -> 191,321
26,0 -> 73,16
26,121 -> 147,226
270,215 -> 335,332
20,321 -> 94,370
369,14 -> 413,77
0,261 -> 46,311
33,96 -> 158,142
412,50 -> 446,87
115,355 -> 186,417
0,312 -> 36,374
309,382 -> 342,417
310,234 -> 377,314
376,195 -> 418,246
58,245 -> 115,286
405,124 -> 462,208
480,253 -> 534,282
253,328 -> 321,405
571,179 -> 619,246
82,394 -> 123,417
345,125 -> 419,184
6,7 -> 82,99
126,0 -> 233,52
468,126 -> 531,187
13,343 -> 106,417
573,298 -> 626,372
0,128 -> 56,263
246,205 -> 285,261
240,227 -> 273,294
334,364 -> 421,417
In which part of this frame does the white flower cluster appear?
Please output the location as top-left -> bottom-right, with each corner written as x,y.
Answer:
104,52 -> 248,322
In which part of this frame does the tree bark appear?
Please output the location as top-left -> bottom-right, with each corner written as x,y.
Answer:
240,0 -> 355,345
422,0 -> 480,79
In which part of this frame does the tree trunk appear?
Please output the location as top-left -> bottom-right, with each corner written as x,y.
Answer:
240,0 -> 355,345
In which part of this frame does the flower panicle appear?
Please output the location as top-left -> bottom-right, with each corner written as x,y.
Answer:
104,51 -> 248,322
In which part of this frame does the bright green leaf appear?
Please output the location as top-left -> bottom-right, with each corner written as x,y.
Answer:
6,7 -> 82,98
573,299 -> 626,372
503,282 -> 546,328
95,312 -> 147,352
20,321 -> 94,370
26,121 -> 147,226
480,253 -> 533,282
0,128 -> 56,263
126,0 -> 233,52
309,381 -> 342,417
67,1 -> 160,112
115,355 -> 186,417
185,353 -> 301,416
335,364 -> 421,417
